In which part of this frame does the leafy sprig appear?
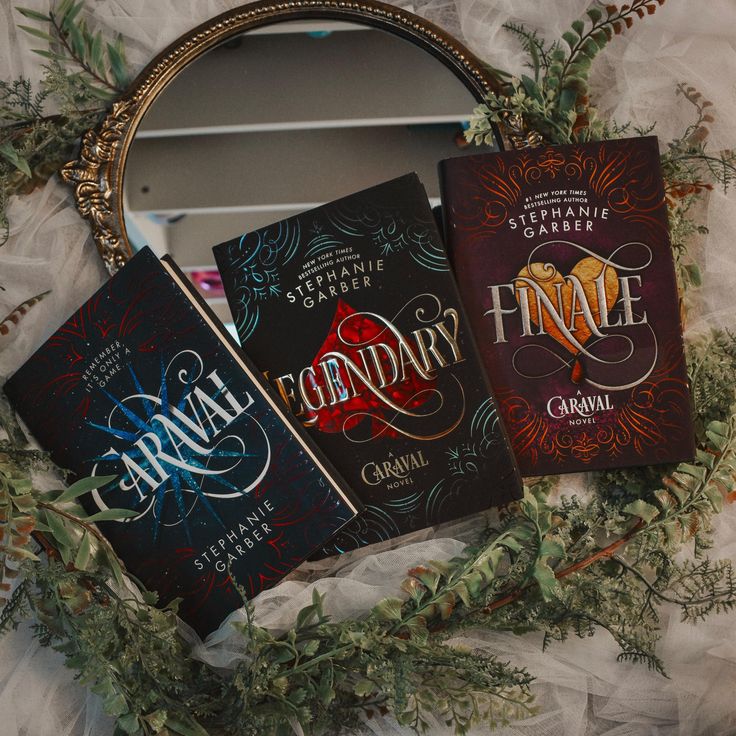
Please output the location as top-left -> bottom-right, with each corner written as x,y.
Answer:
467,1 -> 668,146
0,0 -> 130,245
17,1 -> 130,98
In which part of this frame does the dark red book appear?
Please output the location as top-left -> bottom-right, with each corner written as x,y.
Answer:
439,137 -> 694,475
214,174 -> 522,556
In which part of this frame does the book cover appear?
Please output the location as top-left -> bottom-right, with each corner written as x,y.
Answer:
3,247 -> 361,637
439,136 -> 694,475
214,173 -> 522,556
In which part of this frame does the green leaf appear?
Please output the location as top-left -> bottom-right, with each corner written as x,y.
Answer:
30,48 -> 68,62
539,538 -> 565,559
295,602 -> 318,630
288,687 -> 307,705
11,492 -> 36,510
68,21 -> 86,59
550,47 -> 566,63
521,74 -> 543,102
678,463 -> 708,481
436,590 -> 456,620
272,646 -> 295,664
410,566 -> 441,594
57,0 -> 75,16
56,474 -> 117,503
372,597 -> 403,622
562,31 -> 579,51
593,29 -> 610,47
622,499 -> 660,523
586,7 -> 603,23
707,420 -> 730,438
17,24 -> 55,43
165,716 -> 209,736
705,485 -> 724,513
661,519 -> 681,545
44,508 -> 74,548
142,710 -> 168,732
90,31 -> 104,74
104,546 -> 125,587
4,545 -> 40,561
683,263 -> 703,286
141,589 -> 159,605
499,536 -> 522,553
509,523 -> 536,542
669,471 -> 698,493
571,19 -> 584,36
83,508 -> 138,523
582,38 -> 600,57
559,87 -> 579,114
107,39 -> 129,89
528,41 -> 540,81
450,580 -> 471,607
116,713 -> 139,734
706,429 -> 728,451
354,679 -> 375,697
74,531 -> 92,570
533,560 -> 558,601
0,142 -> 32,178
16,7 -> 51,22
402,615 -> 429,643
77,75 -> 114,100
103,692 -> 128,717
60,0 -> 84,30
301,639 -> 319,657
428,558 -> 454,577
695,448 -> 716,470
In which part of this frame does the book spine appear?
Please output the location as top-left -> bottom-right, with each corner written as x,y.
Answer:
159,255 -> 363,518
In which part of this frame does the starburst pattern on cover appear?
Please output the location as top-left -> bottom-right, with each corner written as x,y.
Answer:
87,359 -> 257,543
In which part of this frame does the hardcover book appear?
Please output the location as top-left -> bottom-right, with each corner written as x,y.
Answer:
439,136 -> 694,475
3,247 -> 361,637
214,173 -> 522,556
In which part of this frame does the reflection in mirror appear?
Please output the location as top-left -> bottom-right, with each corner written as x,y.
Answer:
122,20 -> 495,326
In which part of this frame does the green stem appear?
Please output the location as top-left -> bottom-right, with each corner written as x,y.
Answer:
613,556 -> 732,608
286,643 -> 354,677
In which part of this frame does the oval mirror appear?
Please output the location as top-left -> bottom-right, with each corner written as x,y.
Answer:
62,0 -> 504,326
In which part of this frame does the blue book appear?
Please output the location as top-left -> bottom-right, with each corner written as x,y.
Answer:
4,247 -> 361,637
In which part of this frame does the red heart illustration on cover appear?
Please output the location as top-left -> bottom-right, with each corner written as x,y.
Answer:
306,299 -> 436,436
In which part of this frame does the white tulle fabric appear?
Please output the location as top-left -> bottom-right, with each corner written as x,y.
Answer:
1,1 -> 736,734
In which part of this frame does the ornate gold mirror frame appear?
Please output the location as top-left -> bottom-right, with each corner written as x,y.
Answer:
60,0 -> 506,274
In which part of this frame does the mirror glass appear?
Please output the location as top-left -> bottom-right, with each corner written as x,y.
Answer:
122,20 -> 494,327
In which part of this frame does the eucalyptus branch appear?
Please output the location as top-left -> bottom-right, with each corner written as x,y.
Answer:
47,10 -> 120,93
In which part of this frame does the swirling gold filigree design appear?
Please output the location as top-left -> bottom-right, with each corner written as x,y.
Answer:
59,0 -> 509,273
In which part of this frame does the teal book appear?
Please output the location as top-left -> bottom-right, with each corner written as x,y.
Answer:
214,173 -> 522,556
